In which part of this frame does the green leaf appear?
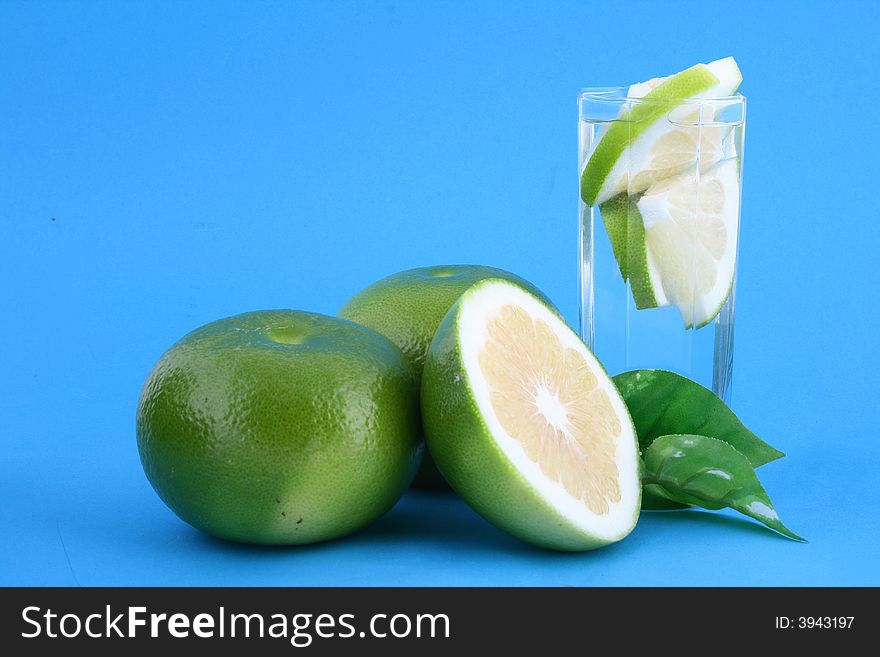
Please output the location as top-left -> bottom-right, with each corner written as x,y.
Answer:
614,369 -> 784,467
643,434 -> 805,541
639,457 -> 689,510
642,484 -> 690,510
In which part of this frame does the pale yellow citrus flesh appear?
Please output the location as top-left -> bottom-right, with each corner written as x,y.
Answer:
644,172 -> 729,308
626,123 -> 728,193
477,304 -> 622,515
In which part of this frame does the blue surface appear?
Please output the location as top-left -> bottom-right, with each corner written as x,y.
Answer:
2,0 -> 879,586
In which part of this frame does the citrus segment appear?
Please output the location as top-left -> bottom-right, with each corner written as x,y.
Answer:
638,157 -> 741,327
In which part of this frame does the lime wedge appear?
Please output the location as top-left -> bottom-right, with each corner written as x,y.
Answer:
581,57 -> 742,206
636,157 -> 741,328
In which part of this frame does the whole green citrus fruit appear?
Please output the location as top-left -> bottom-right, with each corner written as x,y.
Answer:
136,310 -> 421,545
338,265 -> 557,488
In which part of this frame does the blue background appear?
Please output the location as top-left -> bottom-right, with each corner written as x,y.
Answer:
3,0 -> 879,586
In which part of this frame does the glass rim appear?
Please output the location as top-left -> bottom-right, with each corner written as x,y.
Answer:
579,87 -> 745,105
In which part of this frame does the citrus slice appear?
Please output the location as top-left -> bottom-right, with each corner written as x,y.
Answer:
598,192 -> 668,309
581,56 -> 742,206
421,279 -> 641,550
636,157 -> 741,328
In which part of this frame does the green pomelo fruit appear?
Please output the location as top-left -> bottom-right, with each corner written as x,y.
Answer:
136,310 -> 421,545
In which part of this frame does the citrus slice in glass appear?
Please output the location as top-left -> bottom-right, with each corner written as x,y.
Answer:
581,56 -> 742,206
636,157 -> 741,327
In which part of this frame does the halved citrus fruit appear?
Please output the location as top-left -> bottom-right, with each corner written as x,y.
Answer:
421,279 -> 641,550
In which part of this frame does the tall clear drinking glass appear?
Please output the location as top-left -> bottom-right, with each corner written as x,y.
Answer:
578,90 -> 746,403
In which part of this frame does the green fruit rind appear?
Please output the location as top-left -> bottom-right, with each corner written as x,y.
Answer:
421,279 -> 641,551
137,310 -> 421,545
581,63 -> 720,206
598,193 -> 660,309
597,193 -> 633,281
